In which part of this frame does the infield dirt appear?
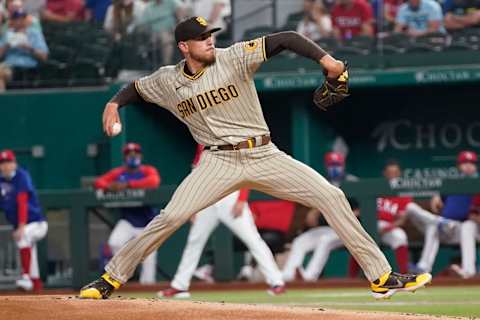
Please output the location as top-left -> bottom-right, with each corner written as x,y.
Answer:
0,296 -> 466,320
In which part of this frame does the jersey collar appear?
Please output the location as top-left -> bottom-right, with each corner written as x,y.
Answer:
181,61 -> 206,80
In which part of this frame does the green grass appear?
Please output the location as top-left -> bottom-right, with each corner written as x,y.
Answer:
124,286 -> 480,318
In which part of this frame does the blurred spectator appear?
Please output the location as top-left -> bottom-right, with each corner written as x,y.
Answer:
407,150 -> 479,278
185,0 -> 231,36
331,0 -> 374,40
42,0 -> 87,23
377,160 -> 411,274
3,0 -> 42,32
136,0 -> 185,66
85,0 -> 111,23
0,150 -> 48,292
0,3 -> 6,28
94,142 -> 161,284
243,200 -> 295,281
296,0 -> 332,41
282,151 -> 359,282
443,0 -> 480,30
0,9 -> 48,92
321,0 -> 336,12
22,0 -> 46,18
104,0 -> 146,40
324,151 -> 358,187
372,0 -> 405,31
454,185 -> 480,278
394,0 -> 446,37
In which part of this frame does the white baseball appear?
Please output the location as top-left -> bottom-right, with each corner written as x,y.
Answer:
111,122 -> 122,136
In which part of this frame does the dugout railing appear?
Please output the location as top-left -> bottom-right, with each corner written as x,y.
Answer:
26,177 -> 479,289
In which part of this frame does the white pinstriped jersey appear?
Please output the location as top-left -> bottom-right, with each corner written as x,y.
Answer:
135,37 -> 270,146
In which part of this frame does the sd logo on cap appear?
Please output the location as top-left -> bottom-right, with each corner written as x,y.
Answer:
175,16 -> 222,43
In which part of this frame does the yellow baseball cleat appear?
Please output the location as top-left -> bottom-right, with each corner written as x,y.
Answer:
79,273 -> 121,299
371,271 -> 432,299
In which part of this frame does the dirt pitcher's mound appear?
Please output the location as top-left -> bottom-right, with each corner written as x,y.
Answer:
0,296 -> 462,320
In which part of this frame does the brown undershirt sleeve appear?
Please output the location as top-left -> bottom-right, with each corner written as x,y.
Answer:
264,31 -> 328,62
109,82 -> 146,107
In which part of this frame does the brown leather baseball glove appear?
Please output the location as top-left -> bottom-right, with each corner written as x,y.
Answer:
313,62 -> 350,111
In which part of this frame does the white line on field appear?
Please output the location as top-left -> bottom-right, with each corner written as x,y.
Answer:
304,291 -> 428,298
287,301 -> 480,306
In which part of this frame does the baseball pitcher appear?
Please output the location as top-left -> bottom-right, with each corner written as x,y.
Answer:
80,16 -> 431,300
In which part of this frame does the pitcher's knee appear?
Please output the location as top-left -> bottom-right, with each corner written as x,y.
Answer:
155,209 -> 190,229
334,186 -> 348,201
327,185 -> 349,205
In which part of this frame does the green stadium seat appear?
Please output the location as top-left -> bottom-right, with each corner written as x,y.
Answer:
69,58 -> 105,86
81,44 -> 111,65
448,28 -> 480,51
34,60 -> 70,87
315,37 -> 339,55
377,33 -> 409,54
242,26 -> 276,40
336,35 -> 374,55
49,45 -> 75,64
281,11 -> 303,32
405,32 -> 448,53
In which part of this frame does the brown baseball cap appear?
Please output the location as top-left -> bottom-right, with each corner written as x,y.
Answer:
175,16 -> 221,43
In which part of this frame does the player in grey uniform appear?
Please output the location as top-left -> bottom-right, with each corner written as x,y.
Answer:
80,16 -> 432,300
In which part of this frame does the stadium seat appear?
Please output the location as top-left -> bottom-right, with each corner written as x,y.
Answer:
116,32 -> 151,70
6,67 -> 38,89
448,28 -> 480,51
49,45 -> 76,64
242,26 -> 276,40
34,60 -> 69,87
69,58 -> 105,86
315,37 -> 338,55
405,32 -> 448,53
335,35 -> 374,55
281,11 -> 304,32
377,33 -> 409,54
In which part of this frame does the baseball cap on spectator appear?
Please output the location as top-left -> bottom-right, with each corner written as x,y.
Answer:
175,16 -> 222,43
123,143 -> 142,155
0,150 -> 16,162
457,150 -> 478,164
324,152 -> 345,166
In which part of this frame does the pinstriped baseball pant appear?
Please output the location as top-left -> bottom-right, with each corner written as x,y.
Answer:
105,143 -> 391,283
